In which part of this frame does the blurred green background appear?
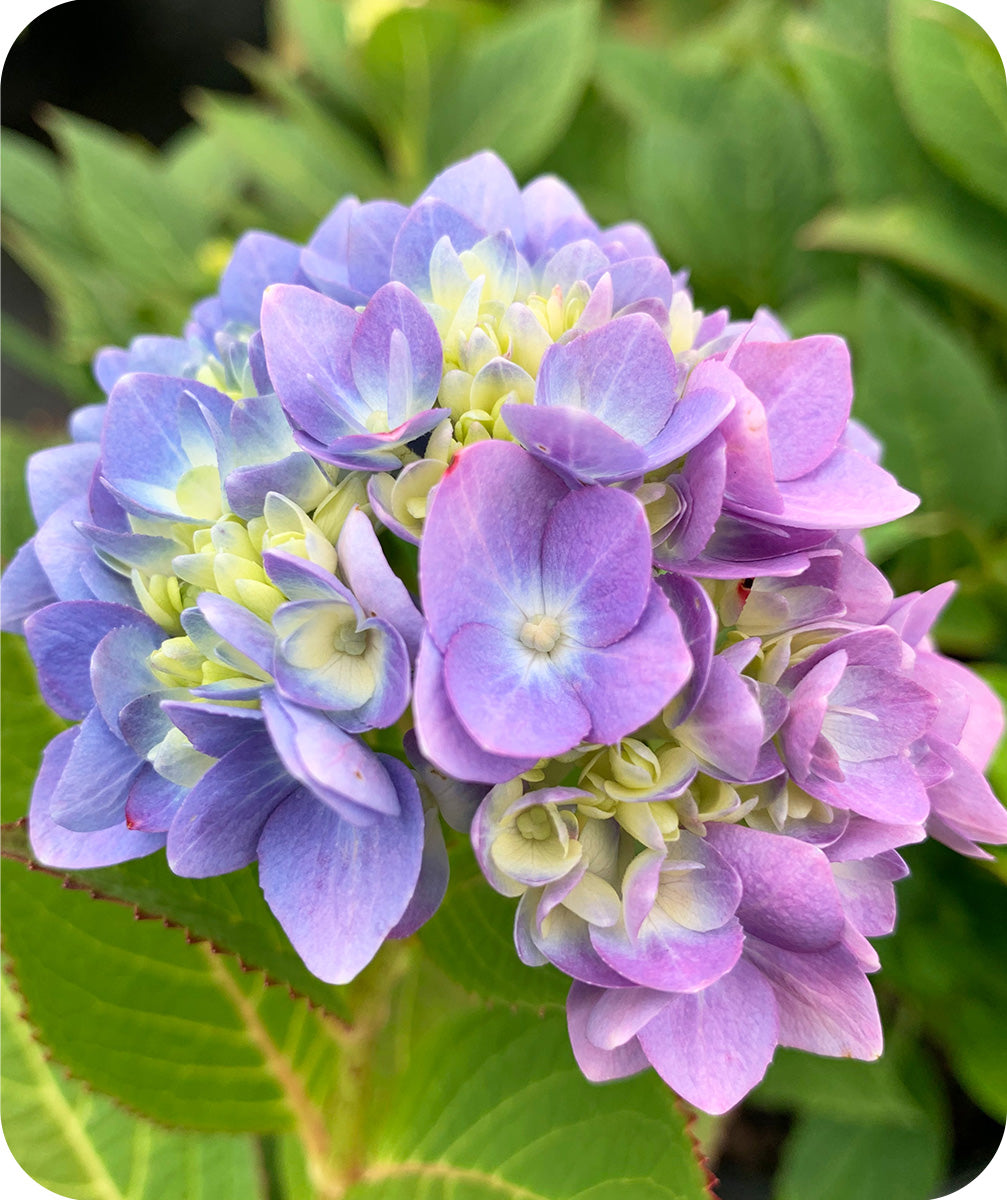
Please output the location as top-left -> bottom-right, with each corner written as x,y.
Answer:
2,1 -> 1006,1197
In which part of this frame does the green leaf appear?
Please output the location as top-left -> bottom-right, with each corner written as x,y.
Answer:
880,840 -> 1007,1120
0,129 -> 78,251
1,425 -> 50,563
346,1007 -> 713,1199
418,842 -> 570,1009
801,198 -> 1007,319
775,1116 -> 946,1200
1,820 -> 349,1019
359,4 -> 467,187
233,47 -> 389,197
2,852 -> 343,1133
44,111 -> 212,296
1,973 -> 266,1200
628,63 -> 829,310
594,37 -> 721,129
272,0 -> 363,112
891,0 -> 1007,216
2,318 -> 102,406
431,0 -> 599,173
976,664 -> 1007,801
752,1048 -> 926,1127
1,635 -> 68,824
852,271 -> 1007,523
785,1 -> 937,202
191,93 -> 379,236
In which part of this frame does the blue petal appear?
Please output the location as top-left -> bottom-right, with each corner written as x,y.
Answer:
260,284 -> 366,440
346,200 -> 407,296
50,707 -> 145,831
418,152 -> 524,246
160,700 -> 264,757
25,601 -> 162,721
257,756 -> 424,983
30,728 -> 165,868
69,402 -> 107,443
218,231 -> 303,327
388,806 -> 448,938
0,540 -> 57,633
261,690 -> 399,822
27,442 -> 98,525
125,765 -> 186,833
90,622 -> 164,737
389,198 -> 483,296
166,732 -> 296,876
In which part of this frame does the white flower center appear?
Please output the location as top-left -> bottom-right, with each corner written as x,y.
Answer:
519,614 -> 562,654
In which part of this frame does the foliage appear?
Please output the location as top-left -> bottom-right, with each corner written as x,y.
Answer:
2,1 -> 1006,1197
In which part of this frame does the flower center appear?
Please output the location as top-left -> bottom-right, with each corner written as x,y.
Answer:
515,806 -> 553,841
519,614 -> 562,654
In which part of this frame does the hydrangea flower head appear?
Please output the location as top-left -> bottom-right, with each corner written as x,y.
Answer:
3,150 -> 1004,1117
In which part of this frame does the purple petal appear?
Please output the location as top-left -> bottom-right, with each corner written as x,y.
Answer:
301,407 -> 446,471
772,446 -> 919,529
36,494 -> 132,608
831,854 -> 904,937
656,574 -> 715,723
672,655 -> 767,781
641,383 -> 735,474
524,894 -> 631,987
90,623 -> 163,736
745,938 -> 883,1060
345,200 -> 407,296
816,754 -> 931,825
29,728 -> 165,868
412,633 -> 535,784
351,282 -> 443,420
198,593 -> 275,673
102,374 -> 230,507
390,198 -> 483,296
0,540 -> 58,632
926,737 -> 1007,846
729,337 -> 851,480
166,732 -> 295,876
502,403 -> 649,484
418,151 -> 524,244
420,440 -> 568,647
638,958 -> 779,1114
445,622 -> 590,758
591,910 -> 743,993
708,361 -> 782,515
259,284 -> 361,441
590,256 -> 674,311
540,239 -> 609,292
536,314 -> 677,445
521,175 -> 592,259
337,508 -> 424,656
565,585 -> 691,745
218,231 -> 302,327
541,485 -> 652,647
567,982 -> 650,1083
707,823 -> 845,952
824,814 -> 926,860
585,985 -> 674,1050
125,766 -> 186,833
257,756 -> 424,983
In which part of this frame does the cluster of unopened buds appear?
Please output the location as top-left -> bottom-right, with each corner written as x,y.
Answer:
4,152 -> 1005,1114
